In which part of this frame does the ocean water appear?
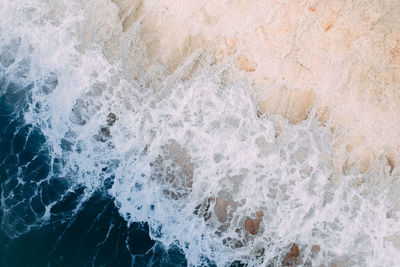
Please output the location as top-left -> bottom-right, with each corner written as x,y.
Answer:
0,65 -> 187,266
1,0 -> 400,266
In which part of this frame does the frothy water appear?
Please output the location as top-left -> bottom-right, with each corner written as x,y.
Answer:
1,0 -> 400,266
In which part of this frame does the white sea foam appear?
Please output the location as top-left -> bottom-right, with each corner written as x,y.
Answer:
1,0 -> 400,266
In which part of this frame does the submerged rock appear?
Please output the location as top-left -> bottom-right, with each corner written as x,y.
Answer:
106,112 -> 117,126
283,243 -> 300,266
244,211 -> 264,235
194,197 -> 212,221
150,140 -> 194,199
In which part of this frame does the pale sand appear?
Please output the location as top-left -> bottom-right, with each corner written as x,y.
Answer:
85,0 -> 400,175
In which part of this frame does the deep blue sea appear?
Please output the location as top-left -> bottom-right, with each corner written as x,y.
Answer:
0,76 -> 187,266
3,1 -> 400,266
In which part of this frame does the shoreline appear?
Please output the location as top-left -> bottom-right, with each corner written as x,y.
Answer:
100,0 -> 400,176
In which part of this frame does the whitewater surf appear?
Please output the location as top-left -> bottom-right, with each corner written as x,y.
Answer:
1,0 -> 400,266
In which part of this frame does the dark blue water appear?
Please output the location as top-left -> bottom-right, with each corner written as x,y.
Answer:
0,73 -> 188,266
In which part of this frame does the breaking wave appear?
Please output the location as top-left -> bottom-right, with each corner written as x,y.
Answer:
1,0 -> 400,266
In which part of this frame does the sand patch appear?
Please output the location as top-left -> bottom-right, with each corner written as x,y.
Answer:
84,0 -> 400,173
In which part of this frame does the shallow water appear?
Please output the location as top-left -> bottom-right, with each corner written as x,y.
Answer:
1,0 -> 400,266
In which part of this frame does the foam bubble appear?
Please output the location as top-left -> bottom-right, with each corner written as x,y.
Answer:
1,0 -> 400,266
